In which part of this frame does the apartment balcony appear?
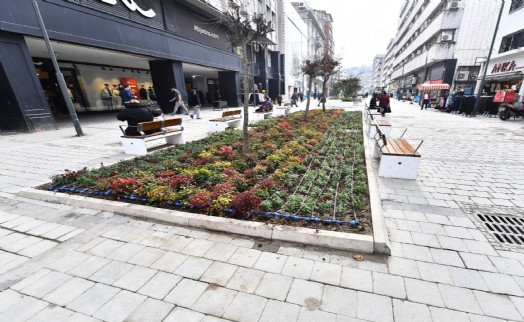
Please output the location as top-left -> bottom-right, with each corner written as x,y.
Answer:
395,9 -> 462,65
391,42 -> 455,79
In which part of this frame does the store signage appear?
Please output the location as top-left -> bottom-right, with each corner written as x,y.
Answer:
491,61 -> 517,74
98,0 -> 156,18
194,25 -> 220,40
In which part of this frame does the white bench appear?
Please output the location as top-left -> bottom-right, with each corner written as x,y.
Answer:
274,107 -> 290,116
365,103 -> 382,127
371,123 -> 423,179
250,105 -> 273,123
209,110 -> 242,133
120,118 -> 184,155
369,119 -> 392,138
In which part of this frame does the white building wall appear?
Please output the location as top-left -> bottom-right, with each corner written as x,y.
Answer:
492,1 -> 524,58
284,1 -> 308,98
452,1 -> 501,78
384,0 -> 502,91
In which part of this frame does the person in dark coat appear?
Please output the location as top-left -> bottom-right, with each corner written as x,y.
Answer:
277,94 -> 283,106
139,85 -> 148,100
117,101 -> 161,135
188,89 -> 202,119
370,93 -> 378,109
291,93 -> 298,107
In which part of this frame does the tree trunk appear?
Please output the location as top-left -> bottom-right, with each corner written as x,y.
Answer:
321,80 -> 327,111
241,43 -> 250,154
304,75 -> 313,120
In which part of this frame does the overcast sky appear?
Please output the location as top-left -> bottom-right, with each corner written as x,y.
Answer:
306,0 -> 405,68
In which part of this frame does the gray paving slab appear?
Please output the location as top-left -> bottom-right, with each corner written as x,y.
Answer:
297,306 -> 337,322
222,292 -> 267,322
356,292 -> 393,322
92,290 -> 146,322
164,278 -> 209,307
372,272 -> 406,299
473,290 -> 523,321
173,256 -> 213,279
286,278 -> 324,307
227,267 -> 266,294
253,252 -> 288,274
200,261 -> 238,286
43,277 -> 95,306
340,267 -> 373,292
112,265 -> 157,292
253,272 -> 292,301
2,100 -> 524,321
392,299 -> 431,322
428,306 -> 470,322
163,307 -> 205,322
137,271 -> 182,300
191,285 -> 237,316
125,298 -> 174,322
321,285 -> 357,317
281,256 -> 315,280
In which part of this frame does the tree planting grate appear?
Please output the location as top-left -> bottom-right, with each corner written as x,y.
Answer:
476,213 -> 524,246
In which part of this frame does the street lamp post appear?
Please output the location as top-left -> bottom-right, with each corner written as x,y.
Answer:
30,0 -> 84,136
472,0 -> 505,117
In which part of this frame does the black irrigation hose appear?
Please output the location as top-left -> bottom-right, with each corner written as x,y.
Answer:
294,147 -> 341,215
282,130 -> 339,206
332,148 -> 350,220
311,146 -> 348,219
349,148 -> 358,221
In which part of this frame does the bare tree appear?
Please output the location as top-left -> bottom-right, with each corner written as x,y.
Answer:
318,55 -> 341,111
222,1 -> 273,153
301,58 -> 321,120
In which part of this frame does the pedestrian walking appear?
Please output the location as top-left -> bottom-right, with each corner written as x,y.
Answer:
169,87 -> 189,115
291,93 -> 298,107
421,92 -> 430,110
277,94 -> 282,106
188,89 -> 202,119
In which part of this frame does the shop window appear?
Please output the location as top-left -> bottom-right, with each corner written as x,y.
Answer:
510,0 -> 524,12
499,29 -> 524,53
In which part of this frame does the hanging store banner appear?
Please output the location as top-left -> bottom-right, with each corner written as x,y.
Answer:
120,78 -> 140,98
65,0 -> 165,30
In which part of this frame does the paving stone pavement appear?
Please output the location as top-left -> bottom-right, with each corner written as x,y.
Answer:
0,100 -> 523,321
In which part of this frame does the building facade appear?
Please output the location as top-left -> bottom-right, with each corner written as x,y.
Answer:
385,0 -> 501,97
281,0 -> 308,99
291,1 -> 334,96
476,0 -> 524,100
371,55 -> 385,93
0,0 -> 287,132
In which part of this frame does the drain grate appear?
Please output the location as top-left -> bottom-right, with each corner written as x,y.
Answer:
476,214 -> 524,246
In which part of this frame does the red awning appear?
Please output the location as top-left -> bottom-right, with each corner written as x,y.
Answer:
416,83 -> 451,90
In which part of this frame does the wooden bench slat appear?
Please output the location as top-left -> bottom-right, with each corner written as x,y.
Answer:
376,120 -> 391,126
382,139 -> 421,157
223,110 -> 241,117
137,118 -> 182,133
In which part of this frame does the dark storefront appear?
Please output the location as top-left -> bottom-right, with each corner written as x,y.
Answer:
0,0 -> 260,132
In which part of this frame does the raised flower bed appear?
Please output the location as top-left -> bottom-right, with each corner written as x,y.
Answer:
43,110 -> 371,235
